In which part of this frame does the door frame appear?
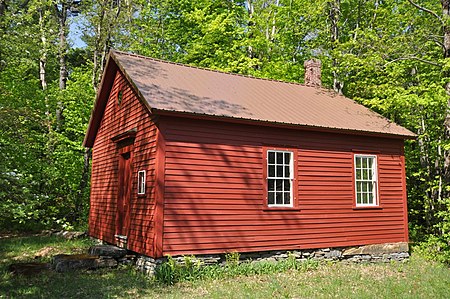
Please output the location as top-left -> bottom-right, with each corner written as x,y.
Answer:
116,145 -> 133,239
111,129 -> 136,248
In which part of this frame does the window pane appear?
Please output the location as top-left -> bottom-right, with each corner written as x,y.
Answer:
268,192 -> 275,205
362,158 -> 367,169
356,169 -> 361,180
284,192 -> 291,205
367,158 -> 373,168
363,193 -> 368,204
268,152 -> 275,164
362,170 -> 368,180
368,183 -> 374,204
276,192 -> 283,205
285,166 -> 290,178
138,171 -> 145,194
356,157 -> 361,168
368,192 -> 373,204
276,179 -> 283,191
284,152 -> 290,164
357,192 -> 362,204
284,179 -> 290,191
268,165 -> 275,177
268,179 -> 275,191
362,183 -> 367,192
277,165 -> 283,177
368,183 -> 373,194
276,152 -> 283,164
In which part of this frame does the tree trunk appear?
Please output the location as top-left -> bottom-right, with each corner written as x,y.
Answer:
57,2 -> 68,90
75,147 -> 92,222
246,0 -> 255,60
92,1 -> 107,93
39,8 -> 47,92
55,1 -> 69,132
270,0 -> 279,41
329,0 -> 343,94
0,0 -> 6,17
443,0 -> 450,178
38,7 -> 53,138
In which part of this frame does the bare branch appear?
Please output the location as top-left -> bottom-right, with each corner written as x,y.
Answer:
432,39 -> 445,49
408,0 -> 444,26
384,56 -> 441,67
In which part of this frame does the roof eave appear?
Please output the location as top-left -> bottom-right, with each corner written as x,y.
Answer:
83,53 -> 118,147
152,109 -> 417,140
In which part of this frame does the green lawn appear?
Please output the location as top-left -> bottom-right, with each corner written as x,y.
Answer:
1,235 -> 449,298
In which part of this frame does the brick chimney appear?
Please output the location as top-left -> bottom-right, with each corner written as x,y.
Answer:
304,59 -> 321,87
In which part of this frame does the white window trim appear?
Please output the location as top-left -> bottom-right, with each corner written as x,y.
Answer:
267,150 -> 294,207
137,170 -> 146,195
354,154 -> 378,207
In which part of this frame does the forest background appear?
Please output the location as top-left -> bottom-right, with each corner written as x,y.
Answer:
1,0 -> 449,262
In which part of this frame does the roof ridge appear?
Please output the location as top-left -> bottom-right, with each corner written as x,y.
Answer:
111,49 -> 336,92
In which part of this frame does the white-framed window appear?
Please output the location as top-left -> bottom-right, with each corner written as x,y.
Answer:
354,154 -> 378,206
137,170 -> 146,195
267,150 -> 294,207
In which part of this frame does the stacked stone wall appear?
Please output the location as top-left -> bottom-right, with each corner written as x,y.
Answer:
131,242 -> 410,276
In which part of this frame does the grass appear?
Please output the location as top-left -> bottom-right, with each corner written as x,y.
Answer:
0,234 -> 95,264
1,235 -> 449,298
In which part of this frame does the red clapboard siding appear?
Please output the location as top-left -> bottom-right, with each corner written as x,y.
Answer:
160,116 -> 408,256
89,69 -> 157,256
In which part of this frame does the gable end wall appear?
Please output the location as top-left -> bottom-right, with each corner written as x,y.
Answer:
89,69 -> 158,256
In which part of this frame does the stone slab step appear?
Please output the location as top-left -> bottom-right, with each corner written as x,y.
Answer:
88,245 -> 127,258
52,254 -> 118,272
342,242 -> 409,256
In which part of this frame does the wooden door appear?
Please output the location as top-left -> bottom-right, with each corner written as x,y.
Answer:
116,151 -> 132,240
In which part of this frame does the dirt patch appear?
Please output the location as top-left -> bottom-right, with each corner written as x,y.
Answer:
34,246 -> 58,258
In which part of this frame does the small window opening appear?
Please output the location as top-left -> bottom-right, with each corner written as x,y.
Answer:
117,90 -> 123,106
138,170 -> 146,195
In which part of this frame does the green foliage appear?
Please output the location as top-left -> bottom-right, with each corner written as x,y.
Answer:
413,235 -> 450,265
1,0 -> 450,263
224,251 -> 240,265
154,253 -> 319,285
2,235 -> 450,298
0,51 -> 94,230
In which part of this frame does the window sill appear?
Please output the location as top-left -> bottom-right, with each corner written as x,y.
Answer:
352,206 -> 383,210
263,208 -> 301,212
137,193 -> 146,197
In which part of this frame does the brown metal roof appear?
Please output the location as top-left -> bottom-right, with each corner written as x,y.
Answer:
84,50 -> 416,146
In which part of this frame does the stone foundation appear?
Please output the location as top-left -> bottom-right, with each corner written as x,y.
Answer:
9,240 -> 408,276
129,242 -> 410,276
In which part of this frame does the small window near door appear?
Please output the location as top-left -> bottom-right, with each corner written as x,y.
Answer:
137,170 -> 146,195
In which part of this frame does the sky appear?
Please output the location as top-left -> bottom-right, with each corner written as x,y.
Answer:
69,16 -> 87,49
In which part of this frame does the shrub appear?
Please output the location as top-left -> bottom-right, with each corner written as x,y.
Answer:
154,252 -> 319,285
414,235 -> 450,265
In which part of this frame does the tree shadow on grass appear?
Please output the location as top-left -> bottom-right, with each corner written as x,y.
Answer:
0,267 -> 178,299
0,236 -> 93,267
